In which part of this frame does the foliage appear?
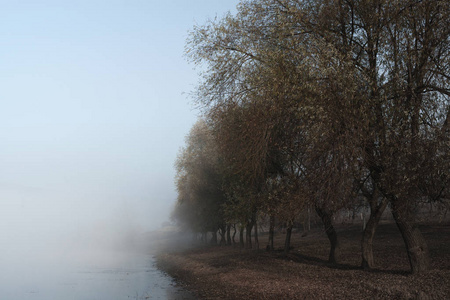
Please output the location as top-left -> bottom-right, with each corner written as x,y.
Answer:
173,120 -> 226,234
174,0 -> 449,273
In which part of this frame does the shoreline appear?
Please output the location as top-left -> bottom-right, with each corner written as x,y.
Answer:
155,223 -> 450,299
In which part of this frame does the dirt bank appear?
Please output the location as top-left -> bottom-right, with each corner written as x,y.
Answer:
156,223 -> 450,299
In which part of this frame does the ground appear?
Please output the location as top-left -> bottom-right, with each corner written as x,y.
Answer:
155,222 -> 450,299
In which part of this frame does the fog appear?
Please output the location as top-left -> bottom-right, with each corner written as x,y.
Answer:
0,181 -> 180,299
0,0 -> 239,298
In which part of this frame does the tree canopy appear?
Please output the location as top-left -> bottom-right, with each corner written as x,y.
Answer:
173,0 -> 449,274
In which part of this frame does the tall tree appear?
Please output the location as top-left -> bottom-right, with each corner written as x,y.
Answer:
274,0 -> 449,273
174,120 -> 227,244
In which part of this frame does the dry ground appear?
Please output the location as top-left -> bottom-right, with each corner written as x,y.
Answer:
155,222 -> 450,299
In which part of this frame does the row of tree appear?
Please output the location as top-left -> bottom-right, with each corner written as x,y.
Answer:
173,0 -> 449,274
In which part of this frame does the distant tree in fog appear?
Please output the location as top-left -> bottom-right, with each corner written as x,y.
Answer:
173,120 -> 227,244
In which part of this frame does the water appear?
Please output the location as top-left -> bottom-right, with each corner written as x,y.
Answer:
0,248 -> 195,300
0,197 -> 196,299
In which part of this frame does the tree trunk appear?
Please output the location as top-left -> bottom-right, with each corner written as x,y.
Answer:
239,226 -> 244,248
226,224 -> 232,245
254,218 -> 259,250
232,224 -> 237,244
245,222 -> 253,249
210,230 -> 218,245
307,208 -> 311,230
316,206 -> 338,264
218,226 -> 226,246
362,210 -> 366,231
284,222 -> 293,254
201,231 -> 207,244
391,198 -> 430,274
361,197 -> 388,270
268,214 -> 275,251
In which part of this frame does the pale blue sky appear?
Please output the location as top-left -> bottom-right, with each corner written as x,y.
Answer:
0,0 -> 240,240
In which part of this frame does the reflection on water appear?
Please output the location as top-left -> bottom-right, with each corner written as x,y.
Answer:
0,249 -> 194,300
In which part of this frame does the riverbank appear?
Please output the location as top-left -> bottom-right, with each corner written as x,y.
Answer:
156,223 -> 450,299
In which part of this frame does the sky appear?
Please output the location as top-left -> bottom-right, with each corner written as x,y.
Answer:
0,0 -> 241,244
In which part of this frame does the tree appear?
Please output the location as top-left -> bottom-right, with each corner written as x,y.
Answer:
315,0 -> 448,273
358,175 -> 389,269
174,120 -> 227,244
185,0 -> 449,273
188,0 -> 354,257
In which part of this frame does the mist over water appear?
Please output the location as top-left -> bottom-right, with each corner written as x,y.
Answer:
0,188 -> 193,299
0,1 -> 243,298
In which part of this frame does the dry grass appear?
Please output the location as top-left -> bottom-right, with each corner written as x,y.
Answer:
156,222 -> 450,299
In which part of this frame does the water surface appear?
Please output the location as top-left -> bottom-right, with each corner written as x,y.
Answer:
0,246 -> 194,300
